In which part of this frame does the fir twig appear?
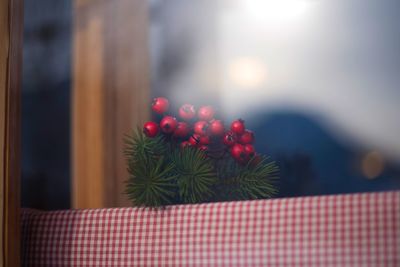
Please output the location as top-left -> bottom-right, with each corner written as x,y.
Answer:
172,147 -> 217,204
124,128 -> 279,207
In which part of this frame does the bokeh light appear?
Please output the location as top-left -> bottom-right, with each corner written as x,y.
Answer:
227,57 -> 267,89
361,151 -> 385,179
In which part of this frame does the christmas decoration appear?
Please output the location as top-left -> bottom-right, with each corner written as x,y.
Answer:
238,129 -> 254,144
152,97 -> 169,114
179,104 -> 196,120
231,119 -> 245,134
209,120 -> 225,136
197,105 -> 215,121
231,143 -> 246,161
160,116 -> 178,133
143,121 -> 159,138
244,144 -> 256,158
173,122 -> 190,138
188,134 -> 201,146
125,97 -> 279,207
222,131 -> 237,147
194,121 -> 209,136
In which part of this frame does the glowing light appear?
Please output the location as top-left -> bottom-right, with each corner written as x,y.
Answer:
227,57 -> 267,89
361,151 -> 385,179
242,0 -> 313,25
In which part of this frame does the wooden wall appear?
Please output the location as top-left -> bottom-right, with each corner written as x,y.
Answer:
73,0 -> 150,208
1,0 -> 23,266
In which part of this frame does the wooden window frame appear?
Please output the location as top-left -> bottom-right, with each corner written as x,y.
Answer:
1,0 -> 23,266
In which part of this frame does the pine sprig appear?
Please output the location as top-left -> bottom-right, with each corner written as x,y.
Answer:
125,130 -> 177,207
215,156 -> 278,201
124,128 -> 279,207
124,127 -> 166,165
234,156 -> 279,200
126,156 -> 178,207
172,148 -> 217,204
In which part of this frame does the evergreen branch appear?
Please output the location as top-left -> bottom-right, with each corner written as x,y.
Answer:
125,130 -> 177,207
126,156 -> 178,207
214,156 -> 279,201
124,127 -> 166,165
235,156 -> 279,200
124,128 -> 279,207
172,147 -> 218,204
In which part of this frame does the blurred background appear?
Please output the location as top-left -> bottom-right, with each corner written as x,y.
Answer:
22,0 -> 71,209
22,0 -> 400,210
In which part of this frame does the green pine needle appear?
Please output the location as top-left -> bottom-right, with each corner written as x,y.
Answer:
235,156 -> 279,200
125,159 -> 177,207
124,127 -> 166,165
124,128 -> 279,207
216,156 -> 279,201
172,147 -> 218,204
124,130 -> 177,207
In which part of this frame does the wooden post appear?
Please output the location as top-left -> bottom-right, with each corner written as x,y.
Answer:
0,0 -> 23,266
73,0 -> 150,208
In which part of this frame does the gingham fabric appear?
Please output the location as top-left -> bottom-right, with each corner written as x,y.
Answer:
22,191 -> 400,267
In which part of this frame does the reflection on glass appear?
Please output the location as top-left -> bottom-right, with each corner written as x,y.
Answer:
227,57 -> 267,89
149,0 -> 400,197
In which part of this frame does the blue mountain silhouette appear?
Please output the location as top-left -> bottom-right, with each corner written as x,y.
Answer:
247,111 -> 400,197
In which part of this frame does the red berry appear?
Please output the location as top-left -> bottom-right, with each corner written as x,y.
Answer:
198,145 -> 208,152
239,130 -> 255,144
188,134 -> 201,146
194,121 -> 209,136
173,122 -> 191,138
143,121 -> 159,137
152,97 -> 169,114
244,144 -> 256,158
209,120 -> 225,136
222,131 -> 237,147
198,106 -> 215,121
180,141 -> 192,149
199,135 -> 210,145
179,104 -> 196,120
231,119 -> 245,135
230,143 -> 247,161
160,116 -> 178,133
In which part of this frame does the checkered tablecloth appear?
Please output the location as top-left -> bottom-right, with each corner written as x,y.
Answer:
22,191 -> 400,266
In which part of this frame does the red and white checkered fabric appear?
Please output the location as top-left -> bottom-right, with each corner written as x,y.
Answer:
22,191 -> 400,266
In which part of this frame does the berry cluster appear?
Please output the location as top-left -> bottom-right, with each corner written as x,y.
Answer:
143,97 -> 257,164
